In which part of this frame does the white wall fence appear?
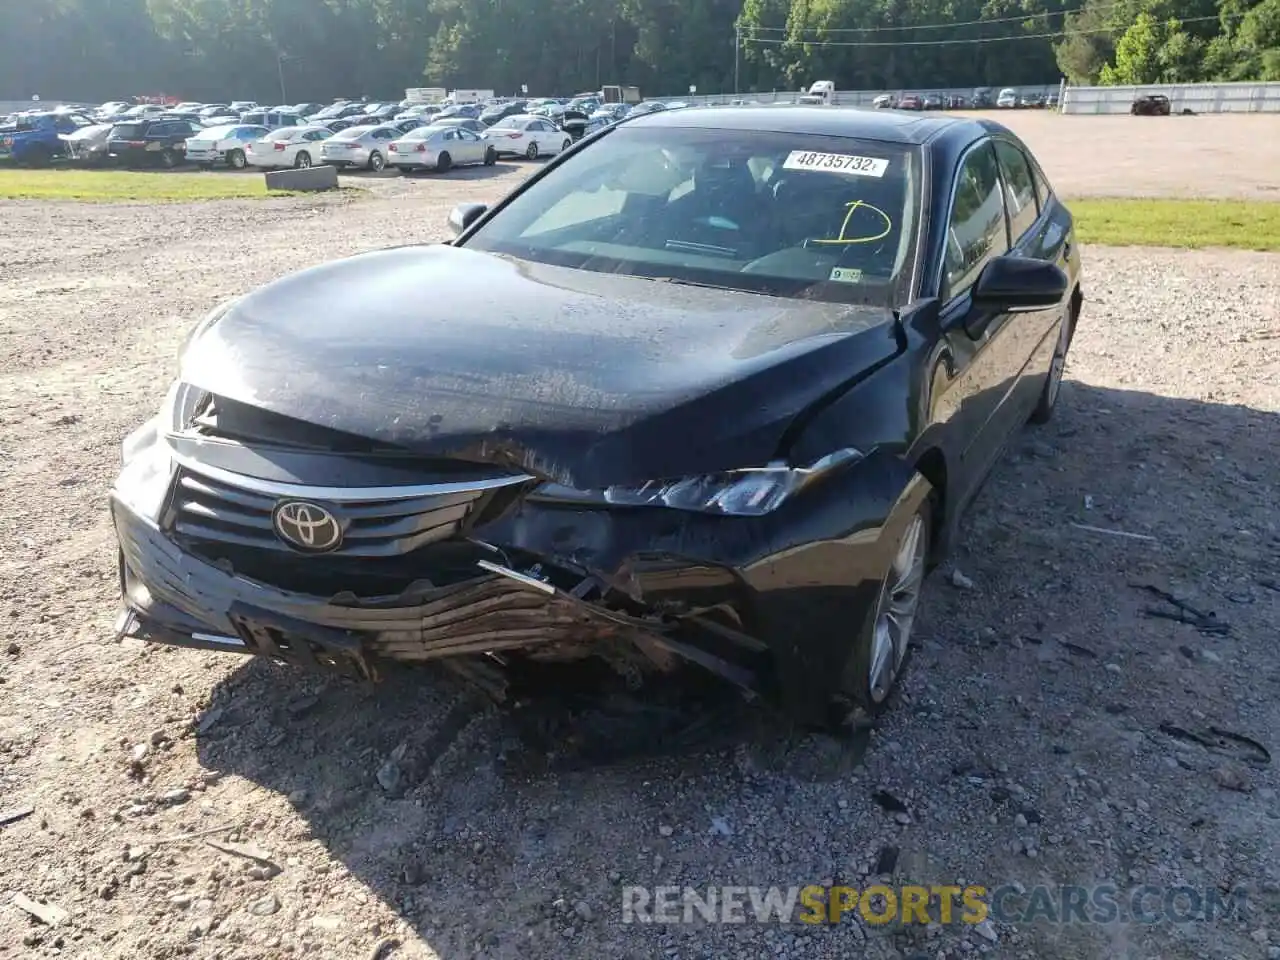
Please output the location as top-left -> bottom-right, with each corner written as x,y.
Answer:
648,81 -> 1280,114
1061,81 -> 1280,114
647,85 -> 1060,107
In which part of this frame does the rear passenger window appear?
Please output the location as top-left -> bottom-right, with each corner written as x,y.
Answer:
943,142 -> 1009,301
993,140 -> 1038,241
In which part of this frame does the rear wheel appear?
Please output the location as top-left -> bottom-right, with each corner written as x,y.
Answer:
159,148 -> 179,169
526,141 -> 539,160
436,151 -> 452,172
839,497 -> 932,715
1029,299 -> 1076,424
295,151 -> 312,169
368,151 -> 385,172
226,149 -> 246,170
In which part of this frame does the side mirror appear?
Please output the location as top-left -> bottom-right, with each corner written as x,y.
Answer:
447,202 -> 488,237
971,254 -> 1068,313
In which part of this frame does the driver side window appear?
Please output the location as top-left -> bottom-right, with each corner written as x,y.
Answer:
942,142 -> 1010,302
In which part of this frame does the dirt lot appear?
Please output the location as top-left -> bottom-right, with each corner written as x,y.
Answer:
965,111 -> 1280,201
1,118 -> 1279,960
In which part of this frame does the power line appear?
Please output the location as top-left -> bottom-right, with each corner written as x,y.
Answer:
741,12 -> 1242,47
744,2 -> 1125,34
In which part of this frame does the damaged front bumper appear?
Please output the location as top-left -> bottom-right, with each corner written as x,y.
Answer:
111,442 -> 927,724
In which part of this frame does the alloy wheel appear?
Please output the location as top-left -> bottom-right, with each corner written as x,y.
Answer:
867,514 -> 927,703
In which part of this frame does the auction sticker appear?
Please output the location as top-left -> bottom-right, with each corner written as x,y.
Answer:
829,267 -> 863,283
783,151 -> 888,177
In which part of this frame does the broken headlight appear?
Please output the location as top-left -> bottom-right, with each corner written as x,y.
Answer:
535,448 -> 863,517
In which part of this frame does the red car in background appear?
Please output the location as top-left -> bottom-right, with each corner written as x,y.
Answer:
898,94 -> 923,110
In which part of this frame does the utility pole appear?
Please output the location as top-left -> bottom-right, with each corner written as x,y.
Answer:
277,53 -> 287,104
734,25 -> 741,94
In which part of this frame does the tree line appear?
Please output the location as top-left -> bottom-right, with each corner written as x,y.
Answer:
1,0 -> 1276,106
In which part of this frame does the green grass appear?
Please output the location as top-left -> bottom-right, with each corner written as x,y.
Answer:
1071,198 -> 1280,251
0,168 -> 296,201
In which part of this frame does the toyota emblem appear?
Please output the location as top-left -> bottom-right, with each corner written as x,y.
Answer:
271,500 -> 344,553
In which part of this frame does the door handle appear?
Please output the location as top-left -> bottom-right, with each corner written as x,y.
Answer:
1063,240 -> 1073,261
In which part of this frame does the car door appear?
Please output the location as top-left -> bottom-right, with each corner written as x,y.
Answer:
930,138 -> 1023,506
991,137 -> 1071,422
455,128 -> 483,163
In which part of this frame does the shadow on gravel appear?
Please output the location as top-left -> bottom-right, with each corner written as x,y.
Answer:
339,163 -> 524,182
196,380 -> 1279,960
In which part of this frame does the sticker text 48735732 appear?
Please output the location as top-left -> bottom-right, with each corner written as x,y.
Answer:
782,151 -> 889,178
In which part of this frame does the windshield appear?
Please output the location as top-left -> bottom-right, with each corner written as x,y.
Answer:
464,126 -> 919,306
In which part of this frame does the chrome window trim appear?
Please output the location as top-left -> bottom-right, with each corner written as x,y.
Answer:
935,136 -> 1010,304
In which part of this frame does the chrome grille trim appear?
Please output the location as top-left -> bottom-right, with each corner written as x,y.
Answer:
169,451 -> 534,501
168,460 -> 531,558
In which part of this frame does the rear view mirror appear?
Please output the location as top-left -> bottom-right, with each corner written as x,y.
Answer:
971,255 -> 1068,313
447,202 -> 488,237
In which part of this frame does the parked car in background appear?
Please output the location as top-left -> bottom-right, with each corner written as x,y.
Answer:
947,95 -> 968,109
430,117 -> 487,135
483,114 -> 573,160
583,103 -> 630,135
479,101 -> 527,126
245,125 -> 335,169
922,93 -> 943,110
898,94 -> 923,110
626,100 -> 666,117
972,87 -> 993,108
0,111 -> 93,165
1131,93 -> 1171,116
95,101 -> 133,120
228,101 -> 258,113
321,118 -> 360,133
183,124 -> 270,169
290,102 -> 324,118
665,101 -> 691,110
241,109 -> 305,129
997,88 -> 1019,108
389,124 -> 497,173
391,118 -> 429,134
1019,93 -> 1043,108
61,122 -> 115,165
872,94 -> 895,109
310,102 -> 367,122
108,117 -> 197,168
435,104 -> 482,121
319,123 -> 400,171
395,104 -> 443,123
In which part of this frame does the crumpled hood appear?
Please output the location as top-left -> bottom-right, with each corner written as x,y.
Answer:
181,244 -> 900,488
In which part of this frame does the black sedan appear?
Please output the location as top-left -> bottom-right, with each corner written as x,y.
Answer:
107,118 -> 198,168
111,108 -> 1082,725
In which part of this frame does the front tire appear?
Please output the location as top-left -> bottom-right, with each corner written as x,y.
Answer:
295,151 -> 312,169
561,138 -> 572,153
1029,299 -> 1076,424
839,497 -> 932,714
526,141 -> 539,161
484,147 -> 496,166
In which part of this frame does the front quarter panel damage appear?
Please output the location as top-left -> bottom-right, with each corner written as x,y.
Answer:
478,448 -> 931,721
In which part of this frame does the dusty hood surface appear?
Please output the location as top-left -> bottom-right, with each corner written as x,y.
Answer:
181,244 -> 900,487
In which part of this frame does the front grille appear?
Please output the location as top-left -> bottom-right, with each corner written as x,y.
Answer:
168,466 -> 528,560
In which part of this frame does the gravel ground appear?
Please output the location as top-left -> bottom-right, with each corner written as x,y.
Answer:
1,147 -> 1279,960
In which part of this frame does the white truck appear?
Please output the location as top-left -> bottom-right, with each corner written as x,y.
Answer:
601,85 -> 641,105
404,87 -> 447,104
447,89 -> 495,105
798,80 -> 836,105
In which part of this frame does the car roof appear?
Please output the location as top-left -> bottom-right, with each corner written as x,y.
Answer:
628,104 -> 984,147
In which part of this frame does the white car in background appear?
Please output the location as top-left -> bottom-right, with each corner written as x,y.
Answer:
482,114 -> 572,160
60,122 -> 115,165
244,125 -> 335,169
183,124 -> 270,169
388,124 -> 496,173
997,87 -> 1019,108
318,123 -> 400,171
